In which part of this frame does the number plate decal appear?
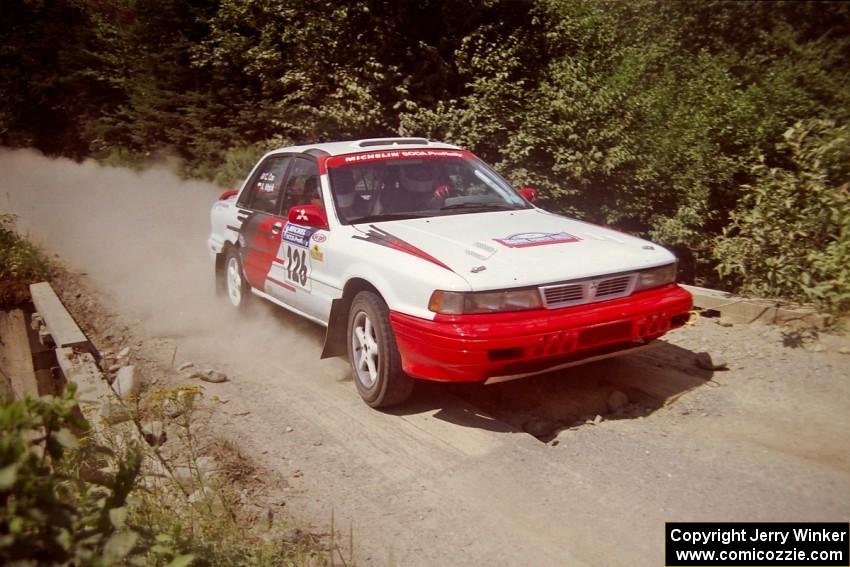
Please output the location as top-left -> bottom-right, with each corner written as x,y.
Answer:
280,242 -> 311,290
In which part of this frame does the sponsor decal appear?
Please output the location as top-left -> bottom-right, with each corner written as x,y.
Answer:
327,149 -> 473,168
282,222 -> 319,248
344,151 -> 400,163
310,243 -> 324,262
311,232 -> 327,243
255,173 -> 277,193
397,149 -> 466,159
341,149 -> 466,164
494,232 -> 582,248
353,225 -> 453,272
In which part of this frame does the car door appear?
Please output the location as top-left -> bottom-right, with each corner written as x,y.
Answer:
238,155 -> 292,292
266,156 -> 330,319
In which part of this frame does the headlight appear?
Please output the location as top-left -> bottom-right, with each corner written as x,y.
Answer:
635,263 -> 677,291
429,289 -> 542,314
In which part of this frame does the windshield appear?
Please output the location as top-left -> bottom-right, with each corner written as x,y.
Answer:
327,152 -> 531,225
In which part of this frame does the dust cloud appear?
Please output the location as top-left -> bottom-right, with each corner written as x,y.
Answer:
0,148 -> 321,358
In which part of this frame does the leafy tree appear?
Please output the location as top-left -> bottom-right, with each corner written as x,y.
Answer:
714,119 -> 850,312
0,1 -> 119,156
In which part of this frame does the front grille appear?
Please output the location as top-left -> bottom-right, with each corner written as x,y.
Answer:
540,273 -> 636,309
542,283 -> 584,305
595,275 -> 631,298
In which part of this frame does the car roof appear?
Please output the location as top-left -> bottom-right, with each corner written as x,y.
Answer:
270,137 -> 462,157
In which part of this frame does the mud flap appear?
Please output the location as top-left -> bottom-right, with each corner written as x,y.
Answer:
320,297 -> 348,359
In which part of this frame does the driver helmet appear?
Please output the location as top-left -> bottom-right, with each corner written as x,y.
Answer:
399,162 -> 434,193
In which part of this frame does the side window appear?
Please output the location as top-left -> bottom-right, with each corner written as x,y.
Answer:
238,156 -> 291,214
281,157 -> 321,215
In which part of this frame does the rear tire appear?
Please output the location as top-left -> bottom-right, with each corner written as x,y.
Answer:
347,291 -> 414,408
224,248 -> 251,311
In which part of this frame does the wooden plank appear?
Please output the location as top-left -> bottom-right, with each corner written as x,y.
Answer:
34,369 -> 56,396
0,309 -> 39,399
29,282 -> 90,351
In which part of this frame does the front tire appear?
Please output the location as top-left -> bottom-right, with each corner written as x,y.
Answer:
224,249 -> 251,311
347,291 -> 414,408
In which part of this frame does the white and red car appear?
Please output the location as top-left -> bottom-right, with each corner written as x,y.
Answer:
208,138 -> 692,407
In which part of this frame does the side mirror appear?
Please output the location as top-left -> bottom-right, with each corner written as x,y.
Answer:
218,189 -> 238,201
288,204 -> 328,230
519,187 -> 537,202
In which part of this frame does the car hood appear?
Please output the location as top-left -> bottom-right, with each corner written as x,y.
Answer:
354,209 -> 677,290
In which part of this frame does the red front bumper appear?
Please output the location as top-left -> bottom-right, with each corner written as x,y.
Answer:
390,284 -> 692,382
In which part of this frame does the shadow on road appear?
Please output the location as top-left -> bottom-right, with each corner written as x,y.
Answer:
393,341 -> 713,442
261,303 -> 713,442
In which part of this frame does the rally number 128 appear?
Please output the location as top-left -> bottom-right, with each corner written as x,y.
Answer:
285,245 -> 308,286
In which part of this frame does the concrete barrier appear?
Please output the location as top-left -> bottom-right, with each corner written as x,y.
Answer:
29,282 -> 91,351
681,284 -> 833,329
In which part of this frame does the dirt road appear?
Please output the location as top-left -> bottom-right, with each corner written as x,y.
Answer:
3,149 -> 849,566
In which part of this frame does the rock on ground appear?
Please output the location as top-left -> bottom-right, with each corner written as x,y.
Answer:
523,418 -> 559,438
113,365 -> 142,398
695,352 -> 728,370
197,369 -> 228,383
607,390 -> 629,412
142,420 -> 167,447
99,401 -> 131,424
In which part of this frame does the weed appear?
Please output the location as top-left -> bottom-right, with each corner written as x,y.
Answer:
1,383 -> 338,566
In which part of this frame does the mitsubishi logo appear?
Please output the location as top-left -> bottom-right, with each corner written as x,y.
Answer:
296,209 -> 308,221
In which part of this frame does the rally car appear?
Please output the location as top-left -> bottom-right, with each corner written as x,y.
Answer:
208,137 -> 692,407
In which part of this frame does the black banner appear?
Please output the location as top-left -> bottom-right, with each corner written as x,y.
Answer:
666,522 -> 849,566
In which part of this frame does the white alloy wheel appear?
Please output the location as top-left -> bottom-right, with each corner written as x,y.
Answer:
351,310 -> 380,388
223,249 -> 250,311
226,256 -> 243,307
346,291 -> 414,408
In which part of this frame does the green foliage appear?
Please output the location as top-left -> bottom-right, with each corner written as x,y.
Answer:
190,141 -> 281,189
714,120 -> 850,313
0,383 -> 147,565
1,383 -> 329,565
0,214 -> 50,282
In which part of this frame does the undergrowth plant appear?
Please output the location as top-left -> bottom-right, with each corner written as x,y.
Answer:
0,213 -> 49,282
1,383 -> 335,566
0,383 -> 154,565
713,119 -> 850,314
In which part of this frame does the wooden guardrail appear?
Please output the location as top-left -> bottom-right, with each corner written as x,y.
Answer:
0,309 -> 40,400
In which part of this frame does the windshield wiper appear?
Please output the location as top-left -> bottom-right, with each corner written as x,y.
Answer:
440,202 -> 518,212
350,212 -> 432,224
